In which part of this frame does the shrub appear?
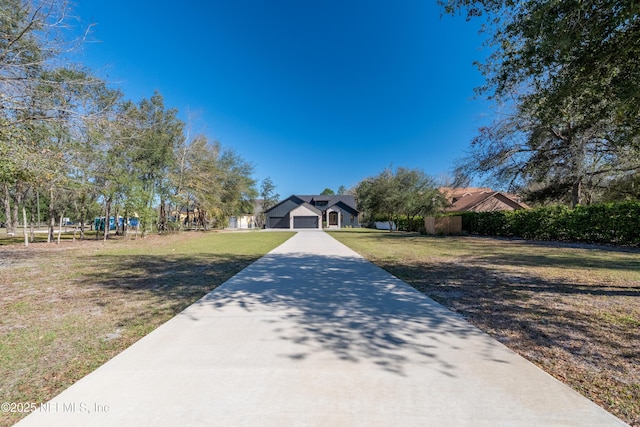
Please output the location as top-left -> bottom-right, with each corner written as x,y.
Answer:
460,201 -> 640,246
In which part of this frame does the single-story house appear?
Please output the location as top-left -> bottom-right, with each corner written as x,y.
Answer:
264,195 -> 360,229
228,200 -> 263,229
441,187 -> 529,213
228,214 -> 256,229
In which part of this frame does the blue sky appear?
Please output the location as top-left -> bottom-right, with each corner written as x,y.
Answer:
73,0 -> 490,197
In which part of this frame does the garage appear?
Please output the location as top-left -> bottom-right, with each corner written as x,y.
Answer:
293,216 -> 319,229
268,216 -> 289,229
263,197 -> 322,230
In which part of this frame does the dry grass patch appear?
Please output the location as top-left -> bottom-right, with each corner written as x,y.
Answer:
329,230 -> 640,426
0,231 -> 294,426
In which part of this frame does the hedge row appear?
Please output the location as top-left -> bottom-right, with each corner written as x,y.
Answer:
369,215 -> 425,232
460,201 -> 640,246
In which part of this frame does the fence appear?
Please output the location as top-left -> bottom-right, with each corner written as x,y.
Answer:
424,216 -> 462,235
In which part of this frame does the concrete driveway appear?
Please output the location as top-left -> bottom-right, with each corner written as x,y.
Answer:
17,231 -> 627,426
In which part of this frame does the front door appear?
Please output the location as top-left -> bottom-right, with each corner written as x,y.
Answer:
328,211 -> 338,226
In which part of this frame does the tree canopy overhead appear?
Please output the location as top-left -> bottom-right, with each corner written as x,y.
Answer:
441,0 -> 639,126
442,0 -> 640,205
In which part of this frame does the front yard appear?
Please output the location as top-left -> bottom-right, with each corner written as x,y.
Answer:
0,231 -> 294,426
329,230 -> 640,427
2,228 -> 638,426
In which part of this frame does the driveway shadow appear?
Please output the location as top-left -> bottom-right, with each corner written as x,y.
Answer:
190,251 -> 500,377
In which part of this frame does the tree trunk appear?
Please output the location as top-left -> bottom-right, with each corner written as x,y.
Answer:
57,213 -> 64,245
11,192 -> 20,236
48,188 -> 55,243
103,198 -> 111,242
122,210 -> 128,239
571,179 -> 582,208
79,205 -> 86,240
159,198 -> 166,232
114,206 -> 120,236
23,207 -> 28,247
30,210 -> 35,243
36,191 -> 40,229
2,184 -> 13,236
48,215 -> 55,243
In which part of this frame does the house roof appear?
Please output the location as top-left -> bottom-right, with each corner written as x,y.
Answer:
263,195 -> 304,214
296,195 -> 358,211
441,188 -> 529,212
440,187 -> 490,200
330,200 -> 359,216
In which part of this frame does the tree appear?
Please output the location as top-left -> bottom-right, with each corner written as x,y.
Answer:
454,99 -> 640,207
0,0 -> 86,129
393,168 -> 445,227
604,171 -> 640,201
320,188 -> 335,195
337,185 -> 347,195
440,0 -> 639,135
88,97 -> 141,240
355,167 -> 445,231
258,177 -> 279,228
442,0 -> 640,205
70,83 -> 121,239
169,135 -> 257,230
217,148 -> 257,225
126,92 -> 184,234
1,0 -> 93,237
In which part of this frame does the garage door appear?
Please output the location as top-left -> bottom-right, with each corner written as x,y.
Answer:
293,216 -> 318,229
268,217 -> 289,228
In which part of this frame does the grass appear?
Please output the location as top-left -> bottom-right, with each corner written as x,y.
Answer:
0,230 -> 294,426
0,226 -> 98,246
328,229 -> 640,427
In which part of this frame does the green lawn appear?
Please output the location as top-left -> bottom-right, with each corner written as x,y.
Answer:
0,230 -> 294,426
328,229 -> 640,426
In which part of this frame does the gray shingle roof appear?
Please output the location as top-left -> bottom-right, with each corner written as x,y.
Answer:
296,195 -> 358,211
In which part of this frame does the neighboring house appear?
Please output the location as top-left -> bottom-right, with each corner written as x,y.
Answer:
228,214 -> 256,229
264,195 -> 360,229
171,206 -> 201,225
228,200 -> 263,229
441,187 -> 529,213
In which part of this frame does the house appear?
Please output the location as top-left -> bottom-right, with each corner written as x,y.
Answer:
441,187 -> 529,213
228,214 -> 256,229
228,200 -> 263,229
264,195 -> 359,229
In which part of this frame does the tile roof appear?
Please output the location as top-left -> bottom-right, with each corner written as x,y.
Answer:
441,188 -> 529,212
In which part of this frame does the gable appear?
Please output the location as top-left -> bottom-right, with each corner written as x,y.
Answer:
444,189 -> 528,212
296,194 -> 358,212
290,203 -> 322,217
264,195 -> 304,217
471,195 -> 519,212
329,200 -> 359,216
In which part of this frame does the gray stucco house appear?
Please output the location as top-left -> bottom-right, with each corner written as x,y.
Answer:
264,195 -> 359,229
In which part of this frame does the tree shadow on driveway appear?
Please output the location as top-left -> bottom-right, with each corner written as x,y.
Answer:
189,251 -> 508,377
